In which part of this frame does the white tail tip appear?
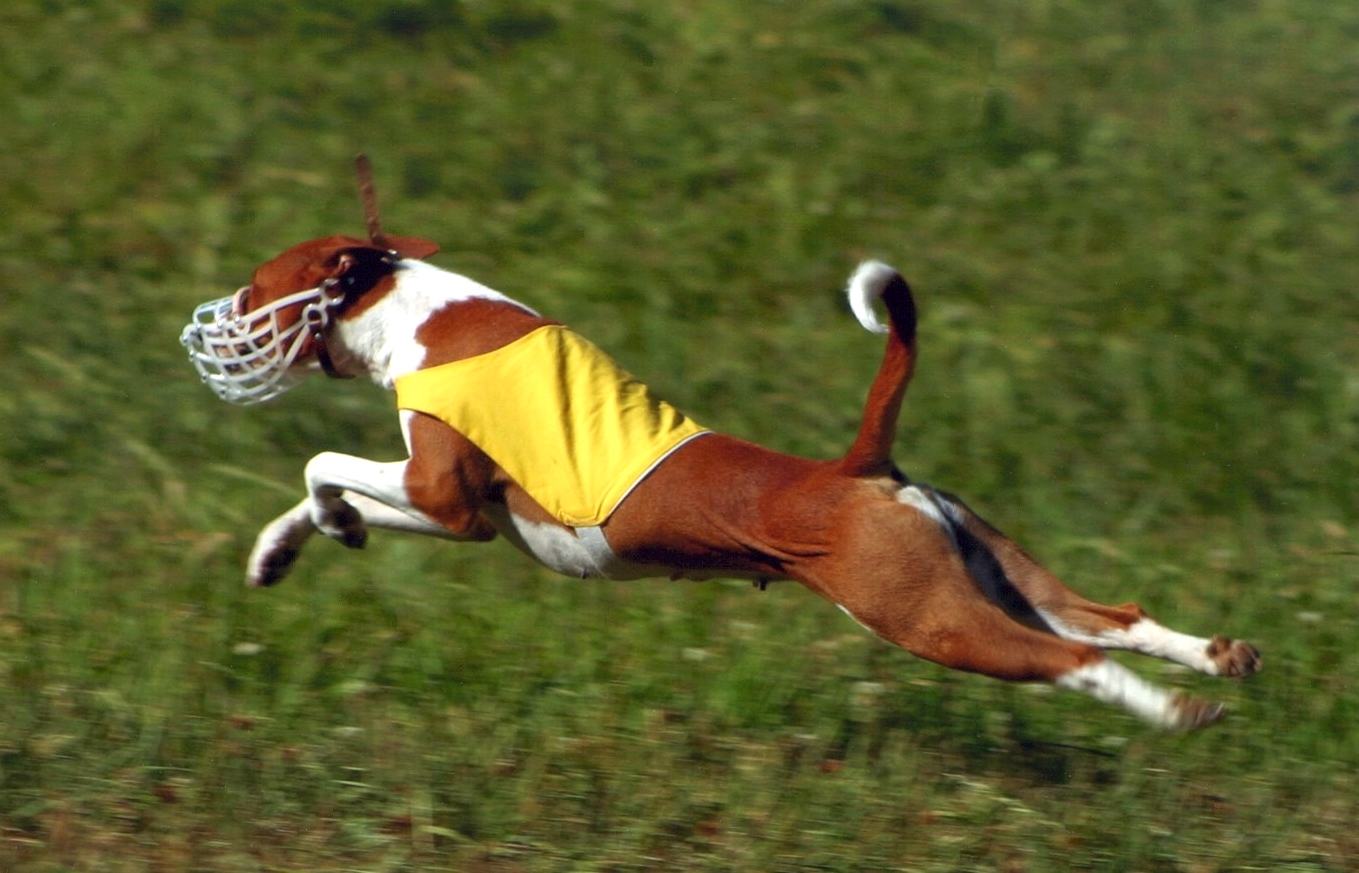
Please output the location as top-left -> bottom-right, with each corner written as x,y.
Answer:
846,260 -> 898,334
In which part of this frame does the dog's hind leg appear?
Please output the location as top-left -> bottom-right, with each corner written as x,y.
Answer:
806,492 -> 1227,729
934,491 -> 1261,678
837,557 -> 1223,729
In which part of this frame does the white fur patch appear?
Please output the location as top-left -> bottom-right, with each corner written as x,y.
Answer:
846,261 -> 899,334
1056,659 -> 1180,729
336,259 -> 540,388
896,484 -> 949,527
1117,619 -> 1223,673
1037,612 -> 1221,675
481,504 -> 601,580
837,603 -> 878,636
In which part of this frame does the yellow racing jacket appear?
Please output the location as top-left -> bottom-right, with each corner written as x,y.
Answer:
394,325 -> 709,528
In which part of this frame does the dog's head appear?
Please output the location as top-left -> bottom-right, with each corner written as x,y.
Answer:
180,233 -> 439,404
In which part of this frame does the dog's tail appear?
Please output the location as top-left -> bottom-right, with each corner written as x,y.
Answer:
839,261 -> 918,477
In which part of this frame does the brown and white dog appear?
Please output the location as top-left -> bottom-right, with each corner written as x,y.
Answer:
181,182 -> 1259,730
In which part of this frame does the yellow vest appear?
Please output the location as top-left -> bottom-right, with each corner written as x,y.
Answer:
394,325 -> 709,527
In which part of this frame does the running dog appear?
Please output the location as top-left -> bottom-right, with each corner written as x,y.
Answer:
181,160 -> 1260,729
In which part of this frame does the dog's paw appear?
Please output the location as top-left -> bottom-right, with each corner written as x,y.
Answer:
246,503 -> 316,587
312,498 -> 368,550
247,543 -> 300,588
1169,692 -> 1228,731
1207,636 -> 1262,678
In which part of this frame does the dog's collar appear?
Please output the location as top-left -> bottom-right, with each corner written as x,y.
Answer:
308,278 -> 354,381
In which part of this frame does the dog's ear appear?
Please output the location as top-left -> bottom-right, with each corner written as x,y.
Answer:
250,235 -> 363,298
382,235 -> 440,260
248,233 -> 439,309
353,155 -> 437,259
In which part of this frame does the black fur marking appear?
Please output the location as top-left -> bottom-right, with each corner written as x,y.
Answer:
926,487 -> 1054,634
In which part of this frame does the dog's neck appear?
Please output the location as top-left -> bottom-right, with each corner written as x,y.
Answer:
329,259 -> 539,389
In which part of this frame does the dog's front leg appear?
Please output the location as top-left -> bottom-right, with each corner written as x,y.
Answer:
246,450 -> 402,587
300,451 -> 408,548
304,450 -> 506,546
247,497 -> 318,587
246,451 -> 492,587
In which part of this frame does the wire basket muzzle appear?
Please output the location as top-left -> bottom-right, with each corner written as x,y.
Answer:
180,283 -> 339,404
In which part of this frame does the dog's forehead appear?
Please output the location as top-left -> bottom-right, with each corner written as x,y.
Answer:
250,235 -> 370,294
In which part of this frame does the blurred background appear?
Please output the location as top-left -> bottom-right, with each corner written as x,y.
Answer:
1,1 -> 1356,870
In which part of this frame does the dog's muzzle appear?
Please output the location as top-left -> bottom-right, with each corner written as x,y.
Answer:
179,281 -> 344,405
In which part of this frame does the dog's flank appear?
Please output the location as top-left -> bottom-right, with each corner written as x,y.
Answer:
183,200 -> 1260,731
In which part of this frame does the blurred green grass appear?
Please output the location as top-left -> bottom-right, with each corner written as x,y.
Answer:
2,0 -> 1358,870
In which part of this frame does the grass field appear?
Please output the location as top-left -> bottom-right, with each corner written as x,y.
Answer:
2,0 -> 1358,870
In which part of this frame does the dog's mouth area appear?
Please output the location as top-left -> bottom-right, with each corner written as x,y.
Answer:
179,282 -> 341,404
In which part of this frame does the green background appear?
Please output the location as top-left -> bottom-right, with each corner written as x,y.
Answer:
2,1 -> 1357,870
